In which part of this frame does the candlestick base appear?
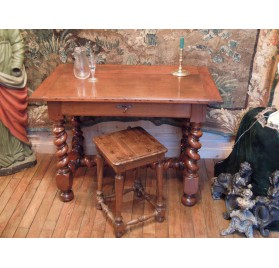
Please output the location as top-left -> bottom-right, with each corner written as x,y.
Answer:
172,69 -> 190,77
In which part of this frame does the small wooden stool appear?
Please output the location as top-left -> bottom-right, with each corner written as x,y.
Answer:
93,127 -> 168,237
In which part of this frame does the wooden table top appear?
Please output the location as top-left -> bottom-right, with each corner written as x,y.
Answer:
29,64 -> 222,105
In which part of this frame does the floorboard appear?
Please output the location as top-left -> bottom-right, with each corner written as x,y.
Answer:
0,153 -> 278,238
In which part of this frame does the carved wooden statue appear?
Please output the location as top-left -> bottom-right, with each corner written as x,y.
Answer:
0,29 -> 36,176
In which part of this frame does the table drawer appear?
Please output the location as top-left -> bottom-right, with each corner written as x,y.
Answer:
61,102 -> 191,118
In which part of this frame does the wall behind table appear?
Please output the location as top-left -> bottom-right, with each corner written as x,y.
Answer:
28,121 -> 234,159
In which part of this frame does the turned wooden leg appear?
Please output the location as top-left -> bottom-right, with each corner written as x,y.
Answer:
155,161 -> 165,222
181,122 -> 202,206
134,168 -> 144,198
114,173 -> 125,238
53,119 -> 74,202
96,154 -> 104,210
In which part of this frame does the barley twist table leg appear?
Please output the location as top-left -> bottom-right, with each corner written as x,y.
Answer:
181,122 -> 202,206
71,116 -> 84,158
53,119 -> 74,202
180,119 -> 190,162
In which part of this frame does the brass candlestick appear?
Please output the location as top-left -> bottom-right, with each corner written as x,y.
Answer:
172,48 -> 190,77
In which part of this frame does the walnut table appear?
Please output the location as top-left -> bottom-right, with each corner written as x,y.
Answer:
29,64 -> 222,206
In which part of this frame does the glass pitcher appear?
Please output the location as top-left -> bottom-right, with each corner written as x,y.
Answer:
73,46 -> 90,79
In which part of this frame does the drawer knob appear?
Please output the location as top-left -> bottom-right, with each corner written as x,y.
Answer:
116,104 -> 132,113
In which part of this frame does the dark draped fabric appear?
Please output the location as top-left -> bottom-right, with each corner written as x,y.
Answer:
215,107 -> 279,196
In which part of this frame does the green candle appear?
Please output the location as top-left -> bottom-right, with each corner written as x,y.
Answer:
180,37 -> 184,49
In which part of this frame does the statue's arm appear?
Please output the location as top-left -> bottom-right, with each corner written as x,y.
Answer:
8,29 -> 25,77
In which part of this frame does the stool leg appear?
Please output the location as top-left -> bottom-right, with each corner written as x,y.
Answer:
155,161 -> 165,222
115,173 -> 125,237
134,167 -> 144,198
96,154 -> 104,210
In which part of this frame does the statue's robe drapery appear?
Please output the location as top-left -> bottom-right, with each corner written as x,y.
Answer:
0,85 -> 29,144
0,29 -> 35,171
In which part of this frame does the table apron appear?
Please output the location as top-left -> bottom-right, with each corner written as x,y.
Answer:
60,102 -> 192,118
47,101 -> 207,122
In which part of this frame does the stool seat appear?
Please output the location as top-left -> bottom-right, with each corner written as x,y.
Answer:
93,127 -> 168,237
93,127 -> 167,173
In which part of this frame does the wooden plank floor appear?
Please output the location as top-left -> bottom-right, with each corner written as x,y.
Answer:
0,153 -> 278,238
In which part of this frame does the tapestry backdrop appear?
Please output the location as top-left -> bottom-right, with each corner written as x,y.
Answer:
25,29 -> 279,134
